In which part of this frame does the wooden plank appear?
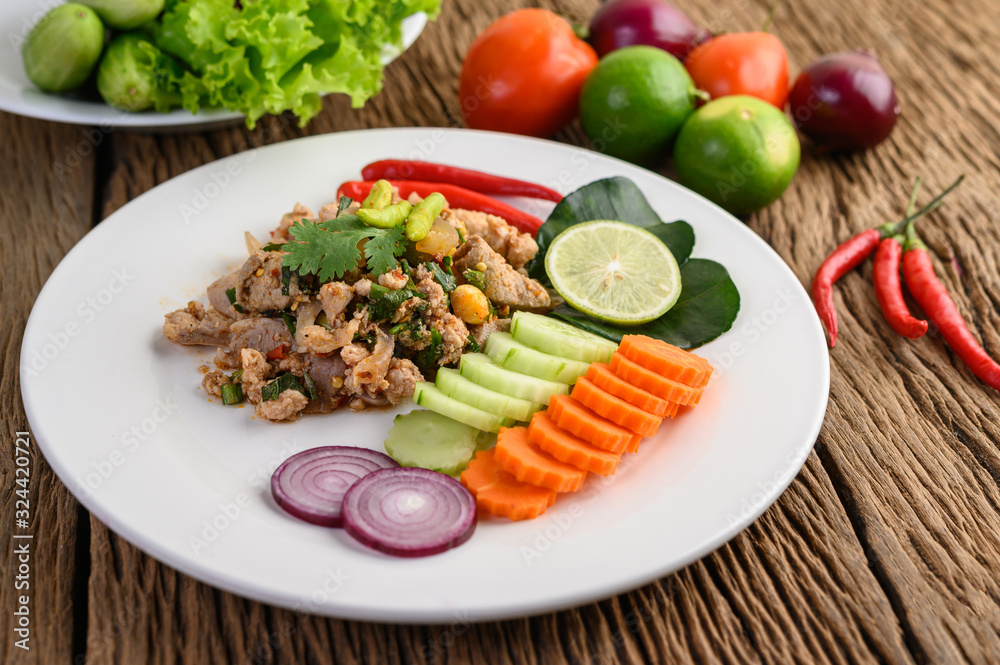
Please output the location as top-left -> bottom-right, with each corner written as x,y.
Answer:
7,0 -> 1000,662
0,112 -> 96,664
74,1 -> 916,664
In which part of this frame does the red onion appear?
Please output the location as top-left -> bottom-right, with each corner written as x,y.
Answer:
589,0 -> 710,61
271,447 -> 398,527
342,467 -> 477,558
788,50 -> 900,151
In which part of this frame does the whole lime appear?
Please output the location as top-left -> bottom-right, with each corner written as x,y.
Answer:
673,95 -> 800,215
580,45 -> 701,166
23,4 -> 105,93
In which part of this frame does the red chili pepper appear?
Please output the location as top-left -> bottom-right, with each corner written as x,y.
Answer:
337,180 -> 544,236
361,160 -> 564,202
811,176 -> 964,348
902,224 -> 1000,391
812,228 -> 882,348
873,235 -> 928,339
266,344 -> 287,361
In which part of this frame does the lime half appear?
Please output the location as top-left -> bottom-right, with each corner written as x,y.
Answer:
545,220 -> 682,324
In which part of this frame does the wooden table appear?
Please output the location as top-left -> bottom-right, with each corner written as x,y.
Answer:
4,0 -> 1000,662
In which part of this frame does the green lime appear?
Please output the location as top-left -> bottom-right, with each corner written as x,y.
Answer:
545,220 -> 682,324
673,95 -> 800,215
23,4 -> 105,93
580,46 -> 700,166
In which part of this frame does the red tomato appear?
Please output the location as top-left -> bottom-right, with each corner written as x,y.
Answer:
685,32 -> 789,108
460,9 -> 598,137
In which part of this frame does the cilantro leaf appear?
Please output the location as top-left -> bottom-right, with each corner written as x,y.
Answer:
283,215 -> 406,281
365,225 -> 408,276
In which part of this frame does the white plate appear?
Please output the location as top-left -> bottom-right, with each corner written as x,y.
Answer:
21,128 -> 830,623
0,8 -> 426,131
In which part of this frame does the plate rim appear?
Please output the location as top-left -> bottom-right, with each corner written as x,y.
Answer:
0,11 -> 427,130
20,127 -> 831,623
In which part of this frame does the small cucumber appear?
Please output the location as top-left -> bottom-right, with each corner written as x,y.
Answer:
384,410 -> 479,476
436,368 -> 541,423
510,311 -> 617,363
459,353 -> 570,405
413,382 -> 511,433
485,332 -> 591,384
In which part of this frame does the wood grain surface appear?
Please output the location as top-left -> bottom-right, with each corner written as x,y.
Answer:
3,0 -> 1000,663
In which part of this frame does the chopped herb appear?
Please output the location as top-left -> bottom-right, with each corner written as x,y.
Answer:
354,331 -> 377,346
426,261 -> 457,292
369,287 -> 422,321
389,322 -> 411,336
302,371 -> 317,400
400,259 -> 411,276
413,327 -> 443,373
442,255 -> 453,275
221,383 -> 244,405
466,334 -> 481,353
281,266 -> 291,295
283,215 -> 408,281
229,369 -> 243,383
225,288 -> 245,314
282,312 -> 297,337
369,284 -> 389,301
462,269 -> 487,292
316,312 -> 332,330
261,242 -> 285,252
336,196 -> 353,217
457,227 -> 466,244
261,373 -> 306,402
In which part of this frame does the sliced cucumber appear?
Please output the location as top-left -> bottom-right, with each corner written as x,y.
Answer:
459,353 -> 570,405
436,368 -> 541,422
384,410 -> 479,475
413,382 -> 511,433
486,331 -> 592,384
510,311 -> 617,363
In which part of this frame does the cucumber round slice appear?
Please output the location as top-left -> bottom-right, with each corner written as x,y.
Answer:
485,332 -> 592,384
413,382 -> 511,433
384,410 -> 479,476
510,311 -> 617,363
459,353 -> 570,405
436,368 -> 541,423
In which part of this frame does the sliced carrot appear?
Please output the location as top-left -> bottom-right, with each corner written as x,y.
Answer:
528,412 -> 620,476
548,394 -> 634,454
585,363 -> 674,417
460,448 -> 556,521
495,426 -> 587,493
571,377 -> 661,437
625,433 -> 642,454
618,335 -> 713,388
610,353 -> 704,406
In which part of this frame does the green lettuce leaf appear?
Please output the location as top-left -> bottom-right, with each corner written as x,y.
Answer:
152,0 -> 440,127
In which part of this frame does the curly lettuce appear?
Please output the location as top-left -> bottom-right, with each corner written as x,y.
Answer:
152,0 -> 440,127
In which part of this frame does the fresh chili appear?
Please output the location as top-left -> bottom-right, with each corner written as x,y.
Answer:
337,180 -> 544,236
812,228 -> 883,348
901,223 -> 1000,391
873,235 -> 928,339
811,176 -> 964,348
360,160 -> 564,203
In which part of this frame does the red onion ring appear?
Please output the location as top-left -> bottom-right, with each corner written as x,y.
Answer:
271,446 -> 398,527
342,467 -> 477,557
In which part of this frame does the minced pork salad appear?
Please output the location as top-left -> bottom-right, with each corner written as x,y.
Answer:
162,183 -> 551,422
